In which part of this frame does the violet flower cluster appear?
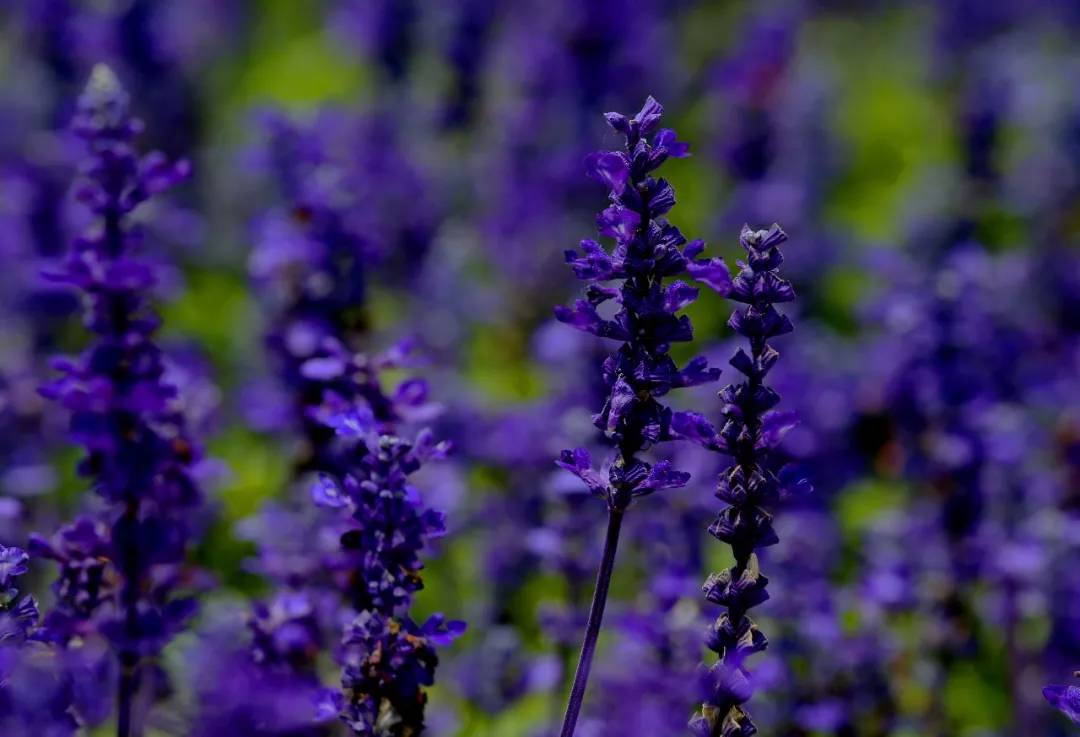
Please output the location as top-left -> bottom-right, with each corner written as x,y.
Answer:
242,103 -> 462,737
555,95 -> 730,510
308,371 -> 465,735
553,96 -> 732,737
0,545 -> 38,644
32,64 -> 198,735
674,224 -> 804,737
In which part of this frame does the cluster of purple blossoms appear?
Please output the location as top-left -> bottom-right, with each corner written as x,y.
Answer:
307,370 -> 465,734
553,96 -> 732,737
0,546 -> 38,644
555,96 -> 730,510
247,108 -> 438,458
673,224 -> 805,737
239,94 -> 462,736
31,65 -> 199,735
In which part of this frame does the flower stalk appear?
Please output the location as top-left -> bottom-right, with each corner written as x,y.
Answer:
554,96 -> 731,737
673,224 -> 807,737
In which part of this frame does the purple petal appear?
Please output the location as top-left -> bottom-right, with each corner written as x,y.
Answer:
687,256 -> 733,295
311,473 -> 348,508
596,206 -> 641,242
683,239 -> 706,259
336,411 -> 375,437
394,378 -> 429,406
300,356 -> 346,380
758,410 -> 799,449
671,411 -> 724,451
605,376 -> 636,432
585,151 -> 630,193
413,428 -> 452,461
564,239 -> 617,281
0,546 -> 29,588
636,460 -> 690,494
1045,684 -> 1080,724
554,300 -> 628,340
663,280 -> 699,313
555,448 -> 608,496
604,111 -> 629,133
675,356 -> 722,388
654,128 -> 690,158
634,96 -> 664,134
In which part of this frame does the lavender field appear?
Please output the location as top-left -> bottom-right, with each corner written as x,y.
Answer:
1,2 -> 1079,736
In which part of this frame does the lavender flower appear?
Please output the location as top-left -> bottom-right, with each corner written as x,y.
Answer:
249,108 -> 439,467
28,516 -> 112,645
0,545 -> 38,644
309,373 -> 465,735
554,96 -> 730,737
238,358 -> 458,736
674,224 -> 805,737
240,93 -> 456,735
34,65 -> 197,737
555,95 -> 728,510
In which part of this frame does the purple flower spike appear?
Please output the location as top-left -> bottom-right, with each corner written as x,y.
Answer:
555,97 -> 724,509
554,98 -> 722,737
31,65 -> 205,734
689,224 -> 808,737
310,474 -> 349,509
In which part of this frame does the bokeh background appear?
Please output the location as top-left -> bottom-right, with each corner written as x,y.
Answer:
2,1 -> 1080,735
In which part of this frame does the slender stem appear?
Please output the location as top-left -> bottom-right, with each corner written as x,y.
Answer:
117,499 -> 140,737
558,508 -> 624,737
1004,578 -> 1031,737
117,654 -> 138,737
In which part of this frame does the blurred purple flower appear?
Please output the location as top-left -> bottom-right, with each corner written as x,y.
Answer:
31,65 -> 202,734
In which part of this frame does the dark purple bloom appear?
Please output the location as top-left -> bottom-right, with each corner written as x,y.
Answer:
0,543 -> 117,730
554,96 -> 725,737
249,591 -> 325,676
28,517 -> 112,645
0,543 -> 114,729
249,108 -> 439,472
336,610 -> 465,735
680,224 -> 807,737
308,385 -> 463,735
32,65 -> 201,734
240,90 -> 456,735
311,426 -> 449,615
556,96 -> 726,511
